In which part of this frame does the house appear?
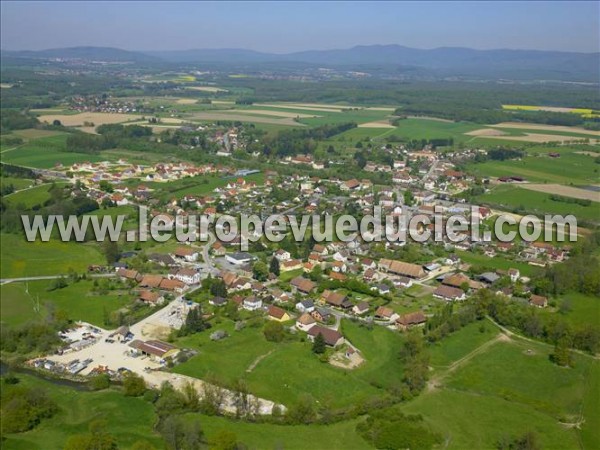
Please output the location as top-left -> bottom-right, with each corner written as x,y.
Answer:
329,272 -> 347,282
290,277 -> 317,295
372,283 -> 391,295
116,268 -> 142,282
296,312 -> 316,332
433,285 -> 467,301
159,278 -> 187,293
331,260 -> 347,273
242,295 -> 263,311
374,306 -> 399,322
444,254 -> 460,266
281,259 -> 303,272
352,301 -> 370,316
138,290 -> 164,305
139,275 -> 164,289
321,290 -> 352,309
211,242 -> 226,256
378,259 -> 426,279
129,339 -> 179,362
442,273 -> 482,290
508,268 -> 520,283
313,244 -> 328,256
478,272 -> 500,285
396,311 -> 427,331
174,268 -> 201,285
275,249 -> 291,261
529,294 -> 548,308
209,296 -> 227,307
295,299 -> 315,313
393,276 -> 413,288
307,326 -> 344,348
311,308 -> 332,323
174,247 -> 199,262
341,179 -> 360,191
148,253 -> 177,267
267,305 -> 291,322
226,252 -> 254,265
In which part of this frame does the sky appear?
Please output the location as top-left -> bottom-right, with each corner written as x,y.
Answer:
1,1 -> 598,53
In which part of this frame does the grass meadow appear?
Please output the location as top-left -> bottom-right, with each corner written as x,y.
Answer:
0,279 -> 133,328
403,331 -> 598,450
0,233 -> 104,279
1,134 -> 109,169
473,184 -> 600,222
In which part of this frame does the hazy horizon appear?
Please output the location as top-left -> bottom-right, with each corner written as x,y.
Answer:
1,1 -> 598,53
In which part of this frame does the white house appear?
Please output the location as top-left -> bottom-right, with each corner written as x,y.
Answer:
242,296 -> 263,311
295,312 -> 316,332
226,252 -> 254,265
174,268 -> 201,285
274,249 -> 291,261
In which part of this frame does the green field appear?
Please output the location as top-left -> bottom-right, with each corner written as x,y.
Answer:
175,319 -> 404,409
428,320 -> 498,368
473,184 -> 600,222
2,372 -> 371,450
541,292 -> 600,328
0,233 -> 104,279
4,182 -> 69,208
0,279 -> 133,327
1,374 -> 163,450
1,134 -> 108,169
468,151 -> 599,185
403,335 -> 598,450
456,250 -> 541,277
0,176 -> 35,191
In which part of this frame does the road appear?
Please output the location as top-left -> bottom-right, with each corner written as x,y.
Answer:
0,273 -> 116,285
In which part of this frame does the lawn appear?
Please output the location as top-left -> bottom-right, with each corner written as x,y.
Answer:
446,340 -> 593,419
472,184 -> 600,223
0,279 -> 133,328
0,134 -> 108,169
144,172 -> 264,200
197,415 -> 371,450
0,176 -> 35,191
467,151 -> 599,185
428,320 -> 498,368
0,233 -> 104,278
456,250 -> 541,278
175,318 -> 405,409
541,292 -> 600,329
2,372 -> 372,450
402,337 -> 596,450
4,182 -> 69,209
1,374 -> 163,450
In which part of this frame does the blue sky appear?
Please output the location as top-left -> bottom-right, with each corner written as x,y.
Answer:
1,1 -> 598,53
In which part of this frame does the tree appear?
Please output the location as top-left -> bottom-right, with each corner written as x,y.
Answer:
64,419 -> 118,450
551,336 -> 573,367
102,240 -> 119,265
210,279 -> 227,298
263,321 -> 285,342
211,430 -> 239,450
123,372 -> 146,396
89,373 -> 111,390
269,257 -> 280,276
179,306 -> 210,336
252,261 -> 269,281
312,333 -> 326,354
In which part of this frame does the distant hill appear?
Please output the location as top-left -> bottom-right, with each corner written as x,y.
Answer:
3,45 -> 598,81
147,44 -> 600,81
2,46 -> 160,63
